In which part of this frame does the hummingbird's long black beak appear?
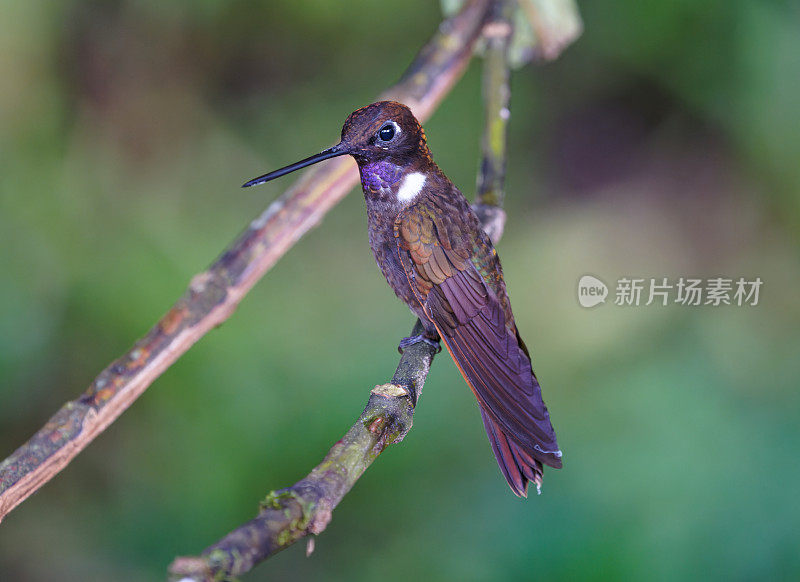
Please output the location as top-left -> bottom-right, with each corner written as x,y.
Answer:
242,144 -> 348,188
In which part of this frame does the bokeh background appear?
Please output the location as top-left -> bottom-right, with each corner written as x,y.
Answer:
2,1 -> 799,580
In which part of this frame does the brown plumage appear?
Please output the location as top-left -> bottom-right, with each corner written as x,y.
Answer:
244,101 -> 562,496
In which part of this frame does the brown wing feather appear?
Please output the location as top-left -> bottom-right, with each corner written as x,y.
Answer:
394,200 -> 562,495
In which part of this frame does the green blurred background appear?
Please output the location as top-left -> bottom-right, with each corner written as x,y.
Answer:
2,1 -> 799,580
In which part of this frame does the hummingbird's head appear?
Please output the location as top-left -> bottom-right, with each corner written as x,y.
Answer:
242,101 -> 430,188
339,101 -> 430,164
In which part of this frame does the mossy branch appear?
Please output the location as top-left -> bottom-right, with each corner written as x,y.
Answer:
168,320 -> 436,581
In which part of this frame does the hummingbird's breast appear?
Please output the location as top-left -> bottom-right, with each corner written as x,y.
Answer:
358,160 -> 429,320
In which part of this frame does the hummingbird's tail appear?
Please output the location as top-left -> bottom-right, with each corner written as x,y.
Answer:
480,407 -> 544,497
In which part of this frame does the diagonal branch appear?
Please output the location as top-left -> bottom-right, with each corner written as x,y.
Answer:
0,0 -> 493,524
169,321 -> 437,582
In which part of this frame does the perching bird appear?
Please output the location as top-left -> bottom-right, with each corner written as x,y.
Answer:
244,101 -> 561,496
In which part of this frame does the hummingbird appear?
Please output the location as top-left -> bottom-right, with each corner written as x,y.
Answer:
243,101 -> 562,496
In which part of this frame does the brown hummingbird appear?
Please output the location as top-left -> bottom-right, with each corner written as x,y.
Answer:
243,101 -> 562,496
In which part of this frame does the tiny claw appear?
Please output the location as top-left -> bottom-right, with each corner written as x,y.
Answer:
398,334 -> 441,354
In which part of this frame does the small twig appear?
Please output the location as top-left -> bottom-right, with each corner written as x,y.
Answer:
169,321 -> 436,581
474,0 -> 514,243
0,0 -> 493,524
476,0 -> 514,209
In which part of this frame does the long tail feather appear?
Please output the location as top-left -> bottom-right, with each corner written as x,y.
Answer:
480,407 -> 543,497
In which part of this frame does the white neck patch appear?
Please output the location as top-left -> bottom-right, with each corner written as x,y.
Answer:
396,172 -> 426,202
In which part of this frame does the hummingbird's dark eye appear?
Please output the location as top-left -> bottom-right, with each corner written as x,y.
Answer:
378,124 -> 395,142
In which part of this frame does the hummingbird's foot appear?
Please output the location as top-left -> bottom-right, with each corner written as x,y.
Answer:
398,334 -> 441,354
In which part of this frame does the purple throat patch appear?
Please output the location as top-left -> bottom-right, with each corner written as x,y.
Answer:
360,161 -> 403,192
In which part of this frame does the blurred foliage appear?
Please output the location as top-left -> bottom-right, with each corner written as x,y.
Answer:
1,1 -> 799,580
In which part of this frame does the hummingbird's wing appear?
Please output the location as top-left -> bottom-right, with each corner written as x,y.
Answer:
395,199 -> 561,496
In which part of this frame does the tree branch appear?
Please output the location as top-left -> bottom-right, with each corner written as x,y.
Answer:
0,0 -> 493,524
169,320 -> 437,582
